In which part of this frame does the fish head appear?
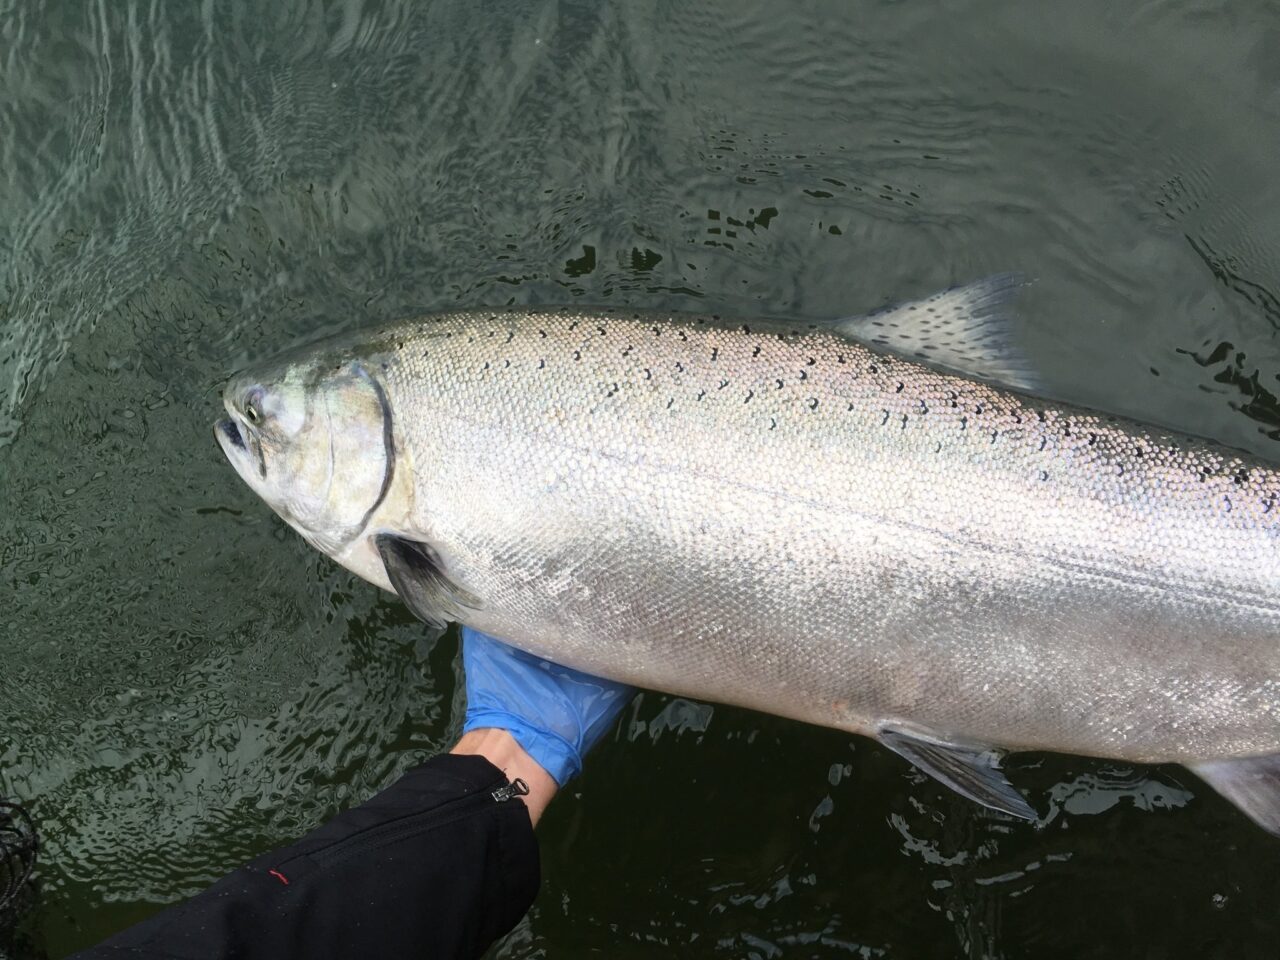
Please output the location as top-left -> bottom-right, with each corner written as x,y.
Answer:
215,351 -> 392,555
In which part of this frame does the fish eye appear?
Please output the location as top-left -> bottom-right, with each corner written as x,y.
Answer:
245,402 -> 261,424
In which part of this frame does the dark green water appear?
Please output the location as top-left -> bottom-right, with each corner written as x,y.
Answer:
4,0 -> 1280,956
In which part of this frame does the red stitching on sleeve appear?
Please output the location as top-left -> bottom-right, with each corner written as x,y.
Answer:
268,869 -> 290,886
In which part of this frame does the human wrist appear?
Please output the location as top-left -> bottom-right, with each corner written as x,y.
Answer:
449,728 -> 557,826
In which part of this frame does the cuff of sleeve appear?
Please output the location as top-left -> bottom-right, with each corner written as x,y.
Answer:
463,708 -> 583,786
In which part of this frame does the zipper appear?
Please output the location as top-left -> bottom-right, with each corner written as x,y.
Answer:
489,778 -> 529,803
292,776 -> 529,871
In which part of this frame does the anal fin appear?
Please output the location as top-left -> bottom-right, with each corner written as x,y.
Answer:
1191,754 -> 1280,836
878,724 -> 1037,820
374,533 -> 479,629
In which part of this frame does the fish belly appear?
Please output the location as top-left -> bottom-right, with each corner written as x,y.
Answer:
414,415 -> 1280,766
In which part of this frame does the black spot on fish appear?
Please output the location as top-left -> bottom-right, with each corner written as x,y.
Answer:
809,398 -> 819,410
503,359 -> 510,369
775,379 -> 784,390
752,345 -> 762,358
869,363 -> 879,374
573,350 -> 581,361
622,345 -> 633,357
770,417 -> 777,430
697,390 -> 706,400
538,359 -> 546,369
711,346 -> 719,360
1235,468 -> 1250,486
895,381 -> 904,393
679,331 -> 689,342
744,390 -> 754,403
569,321 -> 579,331
880,410 -> 890,425
506,331 -> 515,344
799,370 -> 808,381
597,326 -> 606,336
643,368 -> 652,380
676,361 -> 685,373
741,324 -> 751,334
901,414 -> 909,429
719,379 -> 729,390
1041,470 -> 1050,481
959,416 -> 968,431
837,354 -> 846,364
806,357 -> 816,366
539,329 -> 548,339
667,398 -> 674,409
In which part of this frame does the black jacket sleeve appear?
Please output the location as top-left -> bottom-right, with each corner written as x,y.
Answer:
71,754 -> 539,960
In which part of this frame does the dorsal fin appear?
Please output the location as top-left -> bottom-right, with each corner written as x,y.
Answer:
836,274 -> 1041,395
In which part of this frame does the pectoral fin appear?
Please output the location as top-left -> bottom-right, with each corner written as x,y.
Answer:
1191,754 -> 1280,836
374,533 -> 479,629
878,724 -> 1037,820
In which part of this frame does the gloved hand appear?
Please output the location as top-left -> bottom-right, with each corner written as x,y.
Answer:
461,626 -> 634,786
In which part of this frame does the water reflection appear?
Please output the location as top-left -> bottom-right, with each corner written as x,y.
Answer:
4,0 -> 1280,956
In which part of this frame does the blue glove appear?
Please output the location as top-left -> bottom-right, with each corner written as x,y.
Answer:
461,627 -> 635,786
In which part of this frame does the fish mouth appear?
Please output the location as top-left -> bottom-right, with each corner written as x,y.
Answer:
215,416 -> 266,482
217,417 -> 246,452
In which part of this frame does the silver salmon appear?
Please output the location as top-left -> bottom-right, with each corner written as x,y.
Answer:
215,277 -> 1280,834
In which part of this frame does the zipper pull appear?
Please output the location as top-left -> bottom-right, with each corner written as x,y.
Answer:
490,778 -> 530,803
